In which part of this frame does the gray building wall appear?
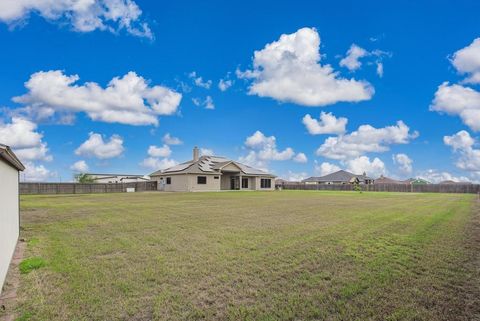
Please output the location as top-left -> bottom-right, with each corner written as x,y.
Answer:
0,159 -> 19,293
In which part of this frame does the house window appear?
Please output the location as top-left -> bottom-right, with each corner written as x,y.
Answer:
242,178 -> 248,188
260,178 -> 271,188
166,177 -> 171,184
214,176 -> 219,179
197,176 -> 207,184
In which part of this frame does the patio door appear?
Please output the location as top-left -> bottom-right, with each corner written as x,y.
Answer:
230,176 -> 240,190
158,178 -> 165,191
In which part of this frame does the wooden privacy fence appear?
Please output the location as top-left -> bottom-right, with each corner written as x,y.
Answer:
20,181 -> 158,195
277,183 -> 480,194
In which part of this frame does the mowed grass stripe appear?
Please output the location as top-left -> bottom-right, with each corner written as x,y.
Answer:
11,191 -> 480,321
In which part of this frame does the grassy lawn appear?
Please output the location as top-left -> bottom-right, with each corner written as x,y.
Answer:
11,191 -> 480,320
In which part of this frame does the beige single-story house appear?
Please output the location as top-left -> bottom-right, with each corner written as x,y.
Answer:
150,147 -> 276,192
0,144 -> 24,294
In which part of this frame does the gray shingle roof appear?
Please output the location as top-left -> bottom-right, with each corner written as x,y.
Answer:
303,170 -> 355,182
150,155 -> 275,177
375,176 -> 405,184
303,170 -> 374,183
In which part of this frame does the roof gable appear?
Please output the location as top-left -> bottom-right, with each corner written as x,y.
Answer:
150,155 -> 274,177
305,170 -> 355,182
220,162 -> 243,172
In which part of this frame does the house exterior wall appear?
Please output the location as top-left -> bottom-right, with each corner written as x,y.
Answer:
220,174 -> 232,190
254,177 -> 275,191
220,175 -> 256,190
153,174 -> 274,192
0,159 -> 19,293
187,174 -> 221,192
240,176 -> 254,190
153,174 -> 189,192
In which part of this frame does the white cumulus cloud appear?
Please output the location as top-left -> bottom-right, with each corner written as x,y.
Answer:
0,117 -> 51,161
339,44 -> 368,71
0,0 -> 153,39
443,130 -> 474,150
430,38 -> 480,131
240,130 -> 305,169
444,130 -> 480,173
13,70 -> 182,126
316,121 -> 418,160
75,132 -> 124,159
189,71 -> 212,89
140,157 -> 178,171
21,161 -> 55,182
303,112 -> 347,135
293,152 -> 308,163
345,156 -> 386,177
147,144 -> 171,158
192,96 -> 214,109
218,78 -> 233,91
430,82 -> 480,131
392,153 -> 413,174
237,27 -> 374,106
452,38 -> 480,84
70,160 -> 89,172
376,62 -> 384,77
417,169 -> 471,184
282,171 -> 308,182
200,148 -> 214,156
315,162 -> 341,176
162,133 -> 182,145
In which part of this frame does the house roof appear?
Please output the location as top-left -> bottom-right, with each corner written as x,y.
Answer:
150,155 -> 275,177
303,170 -> 374,183
406,178 -> 430,184
375,175 -> 406,184
0,144 -> 25,171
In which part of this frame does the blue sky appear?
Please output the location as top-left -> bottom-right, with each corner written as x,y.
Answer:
1,0 -> 480,182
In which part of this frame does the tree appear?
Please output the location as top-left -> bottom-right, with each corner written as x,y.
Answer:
353,182 -> 362,193
75,173 -> 94,183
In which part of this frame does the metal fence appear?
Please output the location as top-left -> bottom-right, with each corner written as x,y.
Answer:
20,181 -> 158,195
277,183 -> 480,194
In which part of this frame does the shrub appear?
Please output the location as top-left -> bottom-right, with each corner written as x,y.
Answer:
353,184 -> 362,193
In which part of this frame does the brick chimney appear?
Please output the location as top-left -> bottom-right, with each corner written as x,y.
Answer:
193,146 -> 199,162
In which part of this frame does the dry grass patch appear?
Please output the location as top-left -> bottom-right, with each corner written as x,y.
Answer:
11,191 -> 480,321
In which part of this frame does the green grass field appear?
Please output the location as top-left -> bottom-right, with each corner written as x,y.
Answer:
10,191 -> 480,320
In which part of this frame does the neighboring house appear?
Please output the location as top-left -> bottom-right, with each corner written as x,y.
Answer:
406,178 -> 430,185
150,147 -> 276,192
85,173 -> 150,183
303,170 -> 375,185
375,175 -> 407,184
0,144 -> 25,293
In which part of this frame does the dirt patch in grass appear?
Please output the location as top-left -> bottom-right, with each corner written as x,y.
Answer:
0,240 -> 26,321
